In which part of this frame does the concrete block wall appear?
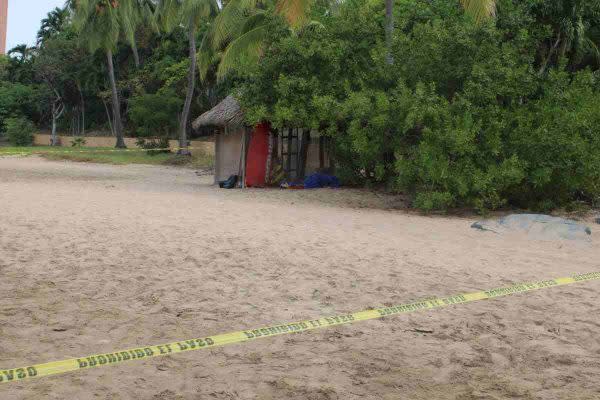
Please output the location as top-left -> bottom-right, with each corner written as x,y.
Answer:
33,134 -> 215,157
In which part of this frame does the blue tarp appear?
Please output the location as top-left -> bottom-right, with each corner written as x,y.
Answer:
304,173 -> 340,189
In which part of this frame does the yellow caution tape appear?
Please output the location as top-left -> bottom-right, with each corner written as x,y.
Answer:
1,271 -> 599,384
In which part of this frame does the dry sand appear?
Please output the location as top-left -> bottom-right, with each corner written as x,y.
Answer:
0,156 -> 599,400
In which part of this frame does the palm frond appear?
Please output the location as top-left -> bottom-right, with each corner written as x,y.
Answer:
155,0 -> 183,32
198,27 -> 219,80
302,19 -> 325,33
182,0 -> 219,26
217,23 -> 269,78
242,11 -> 269,33
460,0 -> 496,24
155,0 -> 219,32
211,0 -> 260,49
72,0 -> 123,52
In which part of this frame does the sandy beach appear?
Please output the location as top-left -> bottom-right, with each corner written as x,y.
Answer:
1,156 -> 599,399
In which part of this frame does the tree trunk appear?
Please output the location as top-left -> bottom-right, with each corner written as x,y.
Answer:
319,135 -> 325,169
102,99 -> 115,137
77,81 -> 86,135
81,105 -> 85,136
51,102 -> 64,146
107,49 -> 126,148
538,33 -> 561,76
50,89 -> 64,146
131,40 -> 141,69
298,129 -> 310,179
385,0 -> 394,65
179,21 -> 197,156
74,106 -> 80,136
51,102 -> 57,145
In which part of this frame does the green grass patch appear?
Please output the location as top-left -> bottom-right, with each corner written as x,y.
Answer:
0,146 -> 214,168
0,145 -> 60,154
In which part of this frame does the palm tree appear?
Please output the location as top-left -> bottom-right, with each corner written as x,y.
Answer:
72,0 -> 133,148
203,0 -> 313,79
156,0 -> 218,155
37,7 -> 70,45
125,0 -> 158,68
7,44 -> 36,61
537,0 -> 600,74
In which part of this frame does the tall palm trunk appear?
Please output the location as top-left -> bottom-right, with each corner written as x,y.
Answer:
77,81 -> 86,135
385,0 -> 394,65
131,40 -> 141,68
179,20 -> 197,155
107,49 -> 126,148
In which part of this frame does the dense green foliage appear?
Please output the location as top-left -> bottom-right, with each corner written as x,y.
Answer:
236,0 -> 600,211
129,90 -> 183,137
0,82 -> 43,129
5,117 -> 35,146
3,0 -> 600,211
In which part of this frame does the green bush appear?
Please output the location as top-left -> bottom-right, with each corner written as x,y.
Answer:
413,191 -> 455,212
0,83 -> 40,130
129,90 -> 182,138
5,116 -> 35,146
507,70 -> 600,210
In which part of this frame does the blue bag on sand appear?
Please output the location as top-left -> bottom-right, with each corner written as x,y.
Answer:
304,173 -> 340,189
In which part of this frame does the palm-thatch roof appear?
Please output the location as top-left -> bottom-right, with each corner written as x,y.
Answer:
192,95 -> 245,131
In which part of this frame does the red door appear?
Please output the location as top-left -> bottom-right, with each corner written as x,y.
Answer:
245,123 -> 270,187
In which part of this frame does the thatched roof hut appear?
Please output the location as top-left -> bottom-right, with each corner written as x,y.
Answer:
192,95 -> 245,131
193,95 -> 333,187
193,96 -> 248,185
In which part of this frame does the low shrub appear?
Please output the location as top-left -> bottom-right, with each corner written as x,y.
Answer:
5,116 -> 35,146
71,137 -> 87,147
136,137 -> 171,156
413,191 -> 455,213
